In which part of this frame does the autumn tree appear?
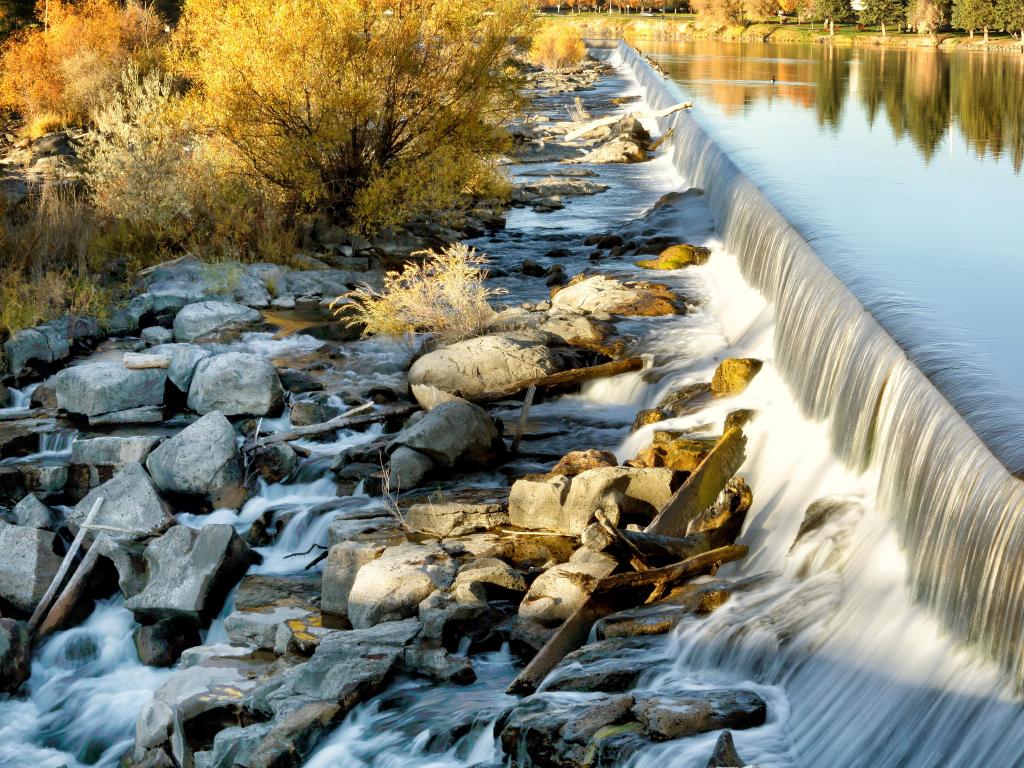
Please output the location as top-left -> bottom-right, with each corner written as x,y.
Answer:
907,0 -> 949,31
692,0 -> 745,23
0,0 -> 164,131
952,0 -> 995,36
175,0 -> 533,234
744,0 -> 781,20
861,0 -> 907,34
997,0 -> 1024,44
814,0 -> 851,32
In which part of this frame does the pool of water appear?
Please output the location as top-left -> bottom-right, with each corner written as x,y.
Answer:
644,39 -> 1024,471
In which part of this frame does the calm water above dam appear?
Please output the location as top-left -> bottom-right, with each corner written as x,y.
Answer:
644,40 -> 1024,469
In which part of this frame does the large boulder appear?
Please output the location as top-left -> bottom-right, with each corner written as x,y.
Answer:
407,332 -> 562,407
518,550 -> 617,626
388,399 -> 501,470
223,573 -> 324,654
405,501 -> 510,537
636,243 -> 711,270
551,275 -> 680,317
509,467 -> 677,535
173,301 -> 262,342
0,619 -> 31,692
125,524 -> 255,623
147,343 -> 212,393
321,541 -> 385,617
346,542 -> 456,629
145,412 -> 243,505
69,463 -> 175,543
187,352 -> 284,417
55,362 -> 167,417
0,520 -> 63,612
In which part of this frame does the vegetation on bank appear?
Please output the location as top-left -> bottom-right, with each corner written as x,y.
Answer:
536,5 -> 1024,49
0,0 -> 537,338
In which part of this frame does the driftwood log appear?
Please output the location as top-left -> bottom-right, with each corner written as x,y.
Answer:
644,427 -> 747,537
123,352 -> 171,369
507,544 -> 748,695
477,357 -> 644,403
28,497 -> 103,636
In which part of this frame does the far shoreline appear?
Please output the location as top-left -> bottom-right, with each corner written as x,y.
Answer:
542,12 -> 1024,56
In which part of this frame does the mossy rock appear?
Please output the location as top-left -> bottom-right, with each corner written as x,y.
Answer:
632,435 -> 716,473
635,243 -> 711,271
632,408 -> 666,431
711,358 -> 763,396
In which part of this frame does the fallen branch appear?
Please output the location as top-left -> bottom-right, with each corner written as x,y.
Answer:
28,497 -> 103,636
477,358 -> 644,403
35,543 -> 104,640
244,402 -> 416,449
506,544 -> 747,696
511,385 -> 537,453
564,102 -> 692,142
123,352 -> 171,369
594,510 -> 650,572
644,427 -> 746,538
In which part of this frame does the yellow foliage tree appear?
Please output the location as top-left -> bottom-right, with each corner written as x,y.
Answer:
529,22 -> 587,70
0,0 -> 164,131
175,0 -> 534,234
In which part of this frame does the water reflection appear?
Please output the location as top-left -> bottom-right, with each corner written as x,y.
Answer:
647,41 -> 1024,172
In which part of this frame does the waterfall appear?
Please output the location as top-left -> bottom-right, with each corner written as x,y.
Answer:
600,41 -> 1024,688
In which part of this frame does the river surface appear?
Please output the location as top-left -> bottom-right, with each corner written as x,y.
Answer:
642,39 -> 1024,472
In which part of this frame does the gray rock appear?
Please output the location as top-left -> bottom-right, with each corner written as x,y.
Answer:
707,730 -> 749,767
498,692 -> 637,768
347,542 -> 456,629
87,406 -> 165,425
148,343 -> 212,393
405,501 -> 509,537
407,332 -> 562,407
454,558 -> 527,594
145,412 -> 243,504
0,619 -> 31,692
321,541 -> 385,616
544,637 -> 658,693
248,443 -> 298,484
290,399 -> 333,426
69,463 -> 174,543
0,383 -> 9,407
141,326 -> 174,346
134,618 -> 202,667
224,573 -> 324,655
389,399 -> 500,470
125,524 -> 255,623
401,646 -> 475,684
55,362 -> 167,417
188,352 -> 284,417
173,301 -> 262,342
551,275 -> 678,316
386,446 -> 435,491
3,328 -> 51,378
10,494 -> 58,529
509,467 -> 676,535
518,550 -> 617,626
0,520 -> 62,612
71,435 -> 163,469
93,537 -> 149,598
632,690 -> 767,740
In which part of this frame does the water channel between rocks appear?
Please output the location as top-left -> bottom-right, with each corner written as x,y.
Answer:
0,43 -> 1021,768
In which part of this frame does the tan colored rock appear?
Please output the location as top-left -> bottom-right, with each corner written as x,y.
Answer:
635,243 -> 711,270
711,358 -> 763,397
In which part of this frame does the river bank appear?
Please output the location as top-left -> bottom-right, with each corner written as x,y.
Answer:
542,12 -> 1024,54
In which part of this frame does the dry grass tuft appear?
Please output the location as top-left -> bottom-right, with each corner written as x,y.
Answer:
333,242 -> 505,341
530,23 -> 588,70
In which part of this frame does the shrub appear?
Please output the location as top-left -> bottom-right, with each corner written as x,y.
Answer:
530,23 -> 587,70
0,178 -> 110,335
335,243 -> 505,341
174,0 -> 533,234
0,0 -> 165,128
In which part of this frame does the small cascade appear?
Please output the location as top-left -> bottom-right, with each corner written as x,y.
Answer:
608,41 -> 1024,689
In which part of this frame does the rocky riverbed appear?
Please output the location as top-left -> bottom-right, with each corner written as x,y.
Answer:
0,58 -> 852,768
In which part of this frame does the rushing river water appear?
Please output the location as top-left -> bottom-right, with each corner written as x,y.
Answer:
3,42 -> 1024,768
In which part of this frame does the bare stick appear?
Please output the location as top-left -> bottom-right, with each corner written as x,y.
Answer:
35,544 -> 104,640
28,497 -> 103,635
476,358 -> 644,403
244,402 -> 416,449
511,385 -> 537,453
123,352 -> 171,369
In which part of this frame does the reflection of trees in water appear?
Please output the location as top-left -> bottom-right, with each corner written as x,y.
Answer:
658,42 -> 1024,173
